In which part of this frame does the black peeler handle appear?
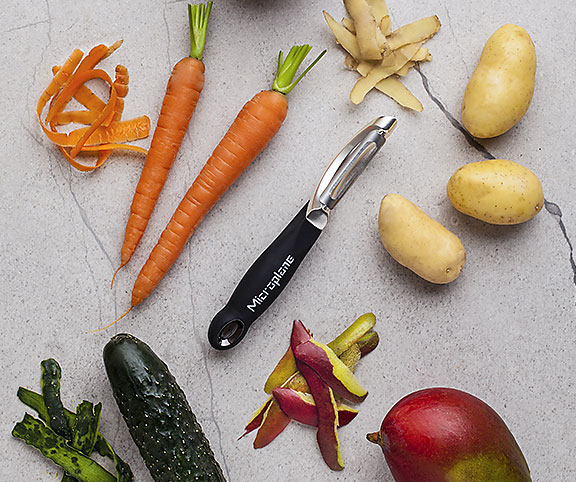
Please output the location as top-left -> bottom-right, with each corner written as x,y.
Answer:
208,204 -> 322,350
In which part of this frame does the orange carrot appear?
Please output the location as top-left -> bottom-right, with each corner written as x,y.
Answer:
116,2 -> 212,274
129,45 -> 325,309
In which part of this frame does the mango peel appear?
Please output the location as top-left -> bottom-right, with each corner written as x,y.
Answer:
242,317 -> 378,470
252,402 -> 290,450
264,313 -> 376,394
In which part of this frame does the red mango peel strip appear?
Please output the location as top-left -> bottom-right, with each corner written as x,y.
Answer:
239,397 -> 273,440
37,42 -> 150,171
252,401 -> 291,449
296,359 -> 344,471
264,312 -> 376,394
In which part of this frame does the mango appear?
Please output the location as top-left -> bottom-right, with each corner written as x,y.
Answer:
367,388 -> 531,482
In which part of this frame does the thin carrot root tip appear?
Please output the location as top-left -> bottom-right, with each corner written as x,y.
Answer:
272,44 -> 326,94
86,307 -> 132,334
110,264 -> 124,289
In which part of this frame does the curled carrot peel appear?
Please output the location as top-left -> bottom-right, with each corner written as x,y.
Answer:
37,43 -> 150,171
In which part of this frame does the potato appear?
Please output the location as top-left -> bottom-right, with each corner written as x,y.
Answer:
447,159 -> 544,225
462,24 -> 536,138
378,194 -> 466,284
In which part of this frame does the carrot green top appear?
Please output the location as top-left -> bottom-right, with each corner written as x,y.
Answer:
272,45 -> 326,94
188,1 -> 213,60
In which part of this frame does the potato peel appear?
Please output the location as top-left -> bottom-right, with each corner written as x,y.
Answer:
323,0 -> 441,109
344,0 -> 383,60
376,77 -> 423,112
387,16 -> 441,51
350,43 -> 422,104
323,11 -> 361,59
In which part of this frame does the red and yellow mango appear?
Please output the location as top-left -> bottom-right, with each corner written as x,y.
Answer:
367,388 -> 531,482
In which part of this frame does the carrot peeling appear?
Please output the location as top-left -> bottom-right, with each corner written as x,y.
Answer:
38,42 -> 149,171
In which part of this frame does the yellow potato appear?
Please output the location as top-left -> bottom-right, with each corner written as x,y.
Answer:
378,194 -> 466,284
462,24 -> 536,138
447,159 -> 544,225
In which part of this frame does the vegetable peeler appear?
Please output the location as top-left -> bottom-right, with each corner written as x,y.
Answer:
208,116 -> 397,350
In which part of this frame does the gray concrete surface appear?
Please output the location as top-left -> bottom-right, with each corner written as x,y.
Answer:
1,0 -> 575,480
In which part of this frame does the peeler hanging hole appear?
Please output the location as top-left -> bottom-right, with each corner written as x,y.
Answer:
218,319 -> 245,348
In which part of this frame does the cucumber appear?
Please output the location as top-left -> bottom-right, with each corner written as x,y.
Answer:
103,333 -> 226,482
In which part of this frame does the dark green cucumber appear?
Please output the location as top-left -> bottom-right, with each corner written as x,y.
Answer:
103,333 -> 226,482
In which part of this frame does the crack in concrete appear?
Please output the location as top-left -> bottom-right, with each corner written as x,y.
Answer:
417,65 -> 576,289
441,4 -> 470,76
27,1 -> 52,149
186,245 -> 231,480
81,217 -> 104,325
544,200 -> 576,287
66,176 -> 114,271
33,0 -> 53,88
415,65 -> 495,160
21,123 -> 66,203
7,19 -> 50,33
163,0 -> 172,71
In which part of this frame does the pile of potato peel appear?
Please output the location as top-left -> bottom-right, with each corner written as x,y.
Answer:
324,0 -> 441,111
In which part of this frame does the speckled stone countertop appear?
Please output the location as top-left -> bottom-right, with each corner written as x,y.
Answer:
2,0 -> 575,480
